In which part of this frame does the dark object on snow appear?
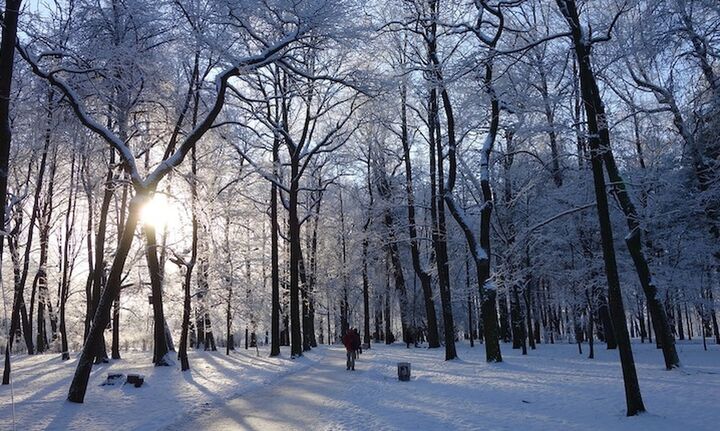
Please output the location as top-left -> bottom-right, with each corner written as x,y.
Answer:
398,362 -> 411,381
101,373 -> 124,386
125,374 -> 145,387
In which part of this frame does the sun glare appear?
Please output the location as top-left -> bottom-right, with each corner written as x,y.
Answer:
140,194 -> 181,232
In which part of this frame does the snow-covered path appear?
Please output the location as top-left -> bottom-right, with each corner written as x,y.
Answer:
170,342 -> 720,431
172,345 -> 474,431
3,340 -> 719,430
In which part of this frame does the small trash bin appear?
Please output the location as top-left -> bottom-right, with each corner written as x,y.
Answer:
398,362 -> 411,381
126,373 -> 145,387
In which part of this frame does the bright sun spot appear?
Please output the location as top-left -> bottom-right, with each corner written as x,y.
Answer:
140,194 -> 182,231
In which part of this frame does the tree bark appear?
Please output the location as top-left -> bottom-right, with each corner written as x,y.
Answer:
270,139 -> 281,357
68,193 -> 144,402
557,0 -> 646,415
288,156 -> 303,357
0,0 -> 22,381
399,82 -> 440,349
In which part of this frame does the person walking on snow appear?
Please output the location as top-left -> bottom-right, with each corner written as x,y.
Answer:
343,328 -> 357,370
352,328 -> 362,356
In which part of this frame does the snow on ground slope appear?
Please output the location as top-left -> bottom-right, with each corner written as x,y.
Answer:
171,340 -> 720,431
1,340 -> 719,430
0,346 -> 322,431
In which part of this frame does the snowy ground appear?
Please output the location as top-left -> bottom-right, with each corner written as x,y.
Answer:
0,346 -> 320,430
1,340 -> 718,430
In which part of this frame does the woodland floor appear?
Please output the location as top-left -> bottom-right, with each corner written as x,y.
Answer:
1,339 -> 718,430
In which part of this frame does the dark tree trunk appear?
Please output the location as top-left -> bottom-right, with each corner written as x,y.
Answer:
339,190 -> 349,340
441,76 -> 503,362
511,284 -> 524,350
362,153 -> 373,348
514,286 -> 527,354
586,290 -> 595,359
32,91 -> 58,355
522,250 -> 538,350
384,264 -> 394,344
0,0 -> 22,387
424,9 -> 457,359
558,0 -> 646,415
302,174 -> 323,349
270,139 -> 281,357
87,150 -> 115,364
59,154 -> 79,361
362,235 -> 371,348
376,175 -> 410,344
602,143 -> 680,368
598,297 -> 617,349
400,81 -> 440,349
288,158 -> 303,357
111,177 -> 129,360
676,301 -> 685,341
6,128 -> 46,380
467,255 -> 474,347
433,107 -> 457,360
539,69 -> 563,187
524,286 -> 536,350
144,223 -> 171,366
499,292 -> 511,342
68,192 -> 145,403
440,0 -> 502,362
178,140 -> 200,370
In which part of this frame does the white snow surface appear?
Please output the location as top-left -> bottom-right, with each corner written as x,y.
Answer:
1,340 -> 719,430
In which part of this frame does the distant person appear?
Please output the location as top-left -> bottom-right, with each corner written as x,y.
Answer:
342,328 -> 356,371
352,328 -> 362,356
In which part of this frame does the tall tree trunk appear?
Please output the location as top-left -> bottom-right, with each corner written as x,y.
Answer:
306,174 -> 322,348
432,93 -> 457,360
288,157 -> 303,357
602,150 -> 679,367
196,249 -> 216,352
87,150 -> 115,364
440,0 -> 503,362
0,0 -> 22,386
68,192 -> 145,403
144,222 -> 171,366
558,0 -> 646,415
34,146 -> 57,354
270,139 -> 281,357
466,254 -> 474,347
399,81 -> 440,349
376,173 -> 410,344
178,141 -> 200,369
539,68 -> 563,187
362,149 -> 374,348
59,154 -> 79,361
111,178 -> 128,360
339,190 -> 350,339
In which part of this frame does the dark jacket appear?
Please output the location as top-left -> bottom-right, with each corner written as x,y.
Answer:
351,330 -> 361,350
342,332 -> 354,351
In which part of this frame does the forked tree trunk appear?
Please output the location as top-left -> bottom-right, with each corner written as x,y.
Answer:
557,0 -> 645,415
441,0 -> 502,363
68,192 -> 144,402
144,223 -> 171,366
